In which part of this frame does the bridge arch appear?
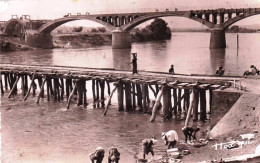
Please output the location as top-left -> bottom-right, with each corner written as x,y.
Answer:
3,19 -> 26,37
38,17 -> 114,33
122,13 -> 214,32
223,12 -> 260,29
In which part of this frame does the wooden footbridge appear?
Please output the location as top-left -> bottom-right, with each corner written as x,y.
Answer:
0,63 -> 241,122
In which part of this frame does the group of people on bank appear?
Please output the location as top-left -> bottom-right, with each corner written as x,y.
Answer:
90,126 -> 200,163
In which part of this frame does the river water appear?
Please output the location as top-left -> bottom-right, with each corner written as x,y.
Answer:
1,32 -> 260,163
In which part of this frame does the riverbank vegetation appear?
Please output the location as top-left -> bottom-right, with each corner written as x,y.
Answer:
53,18 -> 172,48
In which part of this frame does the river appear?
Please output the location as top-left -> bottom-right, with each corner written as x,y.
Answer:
0,32 -> 260,163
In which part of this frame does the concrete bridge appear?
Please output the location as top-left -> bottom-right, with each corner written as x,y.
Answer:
2,8 -> 260,49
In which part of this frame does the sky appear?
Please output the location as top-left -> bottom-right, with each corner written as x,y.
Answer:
1,0 -> 260,28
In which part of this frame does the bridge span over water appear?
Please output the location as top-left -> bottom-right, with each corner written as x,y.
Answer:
1,7 -> 260,49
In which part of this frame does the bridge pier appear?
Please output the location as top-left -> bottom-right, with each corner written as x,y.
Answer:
25,31 -> 53,49
112,30 -> 131,49
210,29 -> 226,49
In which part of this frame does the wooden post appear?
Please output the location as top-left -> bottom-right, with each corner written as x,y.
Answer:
8,73 -> 14,90
142,84 -> 148,112
184,89 -> 195,128
60,78 -> 64,100
136,84 -> 143,108
7,76 -> 20,98
36,77 -> 47,103
21,75 -> 25,96
146,85 -> 150,105
24,74 -> 35,101
53,78 -> 58,101
92,79 -> 96,107
106,80 -> 111,96
172,88 -> 177,116
200,89 -> 207,121
32,77 -> 36,96
150,86 -> 165,122
100,80 -> 105,107
162,86 -> 170,118
0,73 -> 4,94
125,83 -> 132,111
96,80 -> 100,102
192,89 -> 199,121
4,74 -> 8,90
77,79 -> 84,106
66,79 -> 72,100
24,74 -> 28,93
178,89 -> 182,113
83,80 -> 87,106
209,89 -> 213,114
184,89 -> 190,112
67,80 -> 78,109
46,77 -> 51,101
132,83 -> 136,109
117,82 -> 124,111
103,82 -> 119,116
149,85 -> 157,98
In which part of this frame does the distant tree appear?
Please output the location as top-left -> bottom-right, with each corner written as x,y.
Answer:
73,26 -> 83,32
148,18 -> 172,40
97,27 -> 106,33
91,28 -> 98,32
228,25 -> 239,33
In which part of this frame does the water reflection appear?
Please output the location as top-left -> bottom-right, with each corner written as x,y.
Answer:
0,49 -> 54,66
112,48 -> 131,71
209,48 -> 226,75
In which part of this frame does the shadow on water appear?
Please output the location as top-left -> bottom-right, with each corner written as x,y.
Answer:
112,48 -> 132,71
209,48 -> 226,74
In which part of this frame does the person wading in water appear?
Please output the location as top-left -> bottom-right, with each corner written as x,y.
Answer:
130,53 -> 138,74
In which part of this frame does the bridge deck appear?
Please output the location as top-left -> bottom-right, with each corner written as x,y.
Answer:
0,63 -> 247,89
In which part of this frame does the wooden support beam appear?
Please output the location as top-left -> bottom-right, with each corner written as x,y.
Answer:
192,89 -> 199,121
150,86 -> 165,122
200,89 -> 207,121
46,77 -> 51,101
149,85 -> 157,98
0,73 -> 4,94
209,89 -> 213,114
36,77 -> 47,103
132,83 -> 136,109
136,84 -> 142,108
103,82 -> 119,116
100,80 -> 105,107
4,74 -> 8,90
184,90 -> 195,127
117,82 -> 124,111
60,78 -> 64,100
21,75 -> 25,96
7,75 -> 20,98
54,78 -> 60,101
24,74 -> 28,92
96,80 -> 100,107
184,89 -> 190,112
67,80 -> 78,109
142,84 -> 148,112
106,80 -> 110,96
162,86 -> 171,118
83,81 -> 87,106
38,77 -> 44,98
172,88 -> 177,116
77,79 -> 84,106
177,89 -> 182,112
66,79 -> 72,100
92,79 -> 96,107
24,74 -> 35,101
125,83 -> 132,111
